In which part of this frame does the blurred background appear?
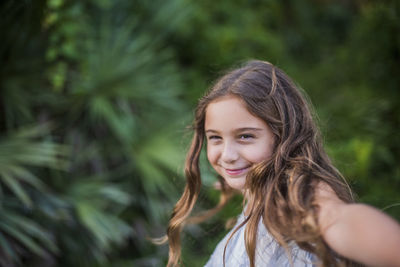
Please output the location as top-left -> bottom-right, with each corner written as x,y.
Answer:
0,0 -> 399,266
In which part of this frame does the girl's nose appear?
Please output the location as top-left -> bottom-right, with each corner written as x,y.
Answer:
221,143 -> 239,163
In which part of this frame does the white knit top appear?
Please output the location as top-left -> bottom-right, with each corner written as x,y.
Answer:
204,210 -> 315,267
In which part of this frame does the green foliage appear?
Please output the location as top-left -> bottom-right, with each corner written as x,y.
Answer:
0,125 -> 65,264
0,124 -> 68,207
1,0 -> 188,266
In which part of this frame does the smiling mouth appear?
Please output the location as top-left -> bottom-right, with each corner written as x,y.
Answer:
224,167 -> 250,176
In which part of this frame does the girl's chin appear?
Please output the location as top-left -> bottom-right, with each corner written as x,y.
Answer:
224,176 -> 246,191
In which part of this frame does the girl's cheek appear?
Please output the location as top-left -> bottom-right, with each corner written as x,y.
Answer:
247,146 -> 273,164
206,148 -> 213,163
206,146 -> 218,164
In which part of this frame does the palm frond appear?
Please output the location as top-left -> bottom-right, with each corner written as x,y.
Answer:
0,124 -> 69,206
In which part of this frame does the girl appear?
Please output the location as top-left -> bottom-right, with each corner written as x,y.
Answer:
161,60 -> 400,266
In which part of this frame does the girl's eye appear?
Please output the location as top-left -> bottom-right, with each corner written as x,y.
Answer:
208,135 -> 221,140
239,134 -> 254,140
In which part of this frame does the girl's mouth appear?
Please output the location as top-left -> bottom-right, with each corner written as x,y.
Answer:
224,167 -> 250,176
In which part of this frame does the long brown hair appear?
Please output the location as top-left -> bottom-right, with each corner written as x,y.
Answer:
163,60 -> 356,266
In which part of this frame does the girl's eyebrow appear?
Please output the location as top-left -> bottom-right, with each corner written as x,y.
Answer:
205,127 -> 263,134
235,127 -> 263,132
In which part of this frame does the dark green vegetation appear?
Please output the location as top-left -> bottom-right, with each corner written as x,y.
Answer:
0,0 -> 399,266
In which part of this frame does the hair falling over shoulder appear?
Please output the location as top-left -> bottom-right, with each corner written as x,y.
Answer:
161,60 -> 359,267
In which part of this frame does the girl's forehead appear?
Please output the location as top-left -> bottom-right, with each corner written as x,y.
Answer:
206,95 -> 246,115
207,94 -> 245,108
205,95 -> 267,130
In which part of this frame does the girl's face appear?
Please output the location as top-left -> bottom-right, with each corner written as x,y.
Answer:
205,95 -> 275,191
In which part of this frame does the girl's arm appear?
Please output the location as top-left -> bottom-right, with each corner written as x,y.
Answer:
316,183 -> 400,267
